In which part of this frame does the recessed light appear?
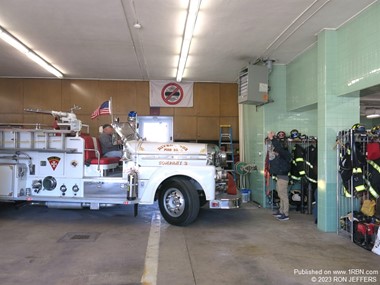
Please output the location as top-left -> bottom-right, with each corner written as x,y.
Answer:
133,22 -> 142,29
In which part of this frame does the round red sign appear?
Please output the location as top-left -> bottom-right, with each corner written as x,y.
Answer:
161,83 -> 184,105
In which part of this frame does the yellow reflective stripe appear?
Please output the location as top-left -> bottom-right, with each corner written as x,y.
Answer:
352,167 -> 362,174
365,178 -> 380,199
305,161 -> 313,168
290,175 -> 301,180
368,160 -> 380,173
343,186 -> 351,197
364,161 -> 380,197
306,176 -> 317,183
299,170 -> 306,175
368,185 -> 379,198
340,149 -> 351,156
355,185 -> 366,191
295,158 -> 304,162
369,188 -> 379,199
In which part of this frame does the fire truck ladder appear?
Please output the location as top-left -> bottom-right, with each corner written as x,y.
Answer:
0,128 -> 76,153
219,125 -> 236,181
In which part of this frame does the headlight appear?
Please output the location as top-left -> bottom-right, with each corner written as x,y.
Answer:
207,144 -> 227,167
216,151 -> 227,167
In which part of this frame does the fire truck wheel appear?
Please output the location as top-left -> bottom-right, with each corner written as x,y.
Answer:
158,178 -> 200,226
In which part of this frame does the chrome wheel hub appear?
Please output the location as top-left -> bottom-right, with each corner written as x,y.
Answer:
163,189 -> 185,217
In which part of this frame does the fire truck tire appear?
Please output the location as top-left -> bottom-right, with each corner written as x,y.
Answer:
158,178 -> 200,226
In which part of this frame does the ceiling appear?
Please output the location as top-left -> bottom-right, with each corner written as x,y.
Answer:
360,86 -> 380,117
0,0 -> 378,83
1,0 -> 380,118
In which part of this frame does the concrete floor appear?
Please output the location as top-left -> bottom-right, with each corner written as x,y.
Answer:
0,202 -> 378,285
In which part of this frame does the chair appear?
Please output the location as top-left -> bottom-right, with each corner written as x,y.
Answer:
81,134 -> 119,176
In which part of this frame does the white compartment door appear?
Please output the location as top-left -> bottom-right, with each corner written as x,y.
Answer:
138,116 -> 173,142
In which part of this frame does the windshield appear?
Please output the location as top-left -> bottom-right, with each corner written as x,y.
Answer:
112,121 -> 140,143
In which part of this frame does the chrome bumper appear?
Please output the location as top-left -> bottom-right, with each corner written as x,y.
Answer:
209,194 -> 241,209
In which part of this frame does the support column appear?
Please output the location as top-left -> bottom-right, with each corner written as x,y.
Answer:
317,30 -> 360,232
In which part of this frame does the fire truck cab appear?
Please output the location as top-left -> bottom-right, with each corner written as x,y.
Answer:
0,108 -> 240,226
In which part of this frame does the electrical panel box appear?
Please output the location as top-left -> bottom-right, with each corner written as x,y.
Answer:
238,64 -> 269,105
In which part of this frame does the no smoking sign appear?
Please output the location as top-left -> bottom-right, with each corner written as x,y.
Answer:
161,83 -> 184,105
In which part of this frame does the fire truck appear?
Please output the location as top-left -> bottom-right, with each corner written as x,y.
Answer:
0,108 -> 240,226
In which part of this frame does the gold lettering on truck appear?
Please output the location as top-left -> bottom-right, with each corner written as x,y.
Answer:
157,144 -> 189,152
159,161 -> 188,166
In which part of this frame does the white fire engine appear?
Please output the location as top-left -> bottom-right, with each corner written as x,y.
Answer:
0,108 -> 240,226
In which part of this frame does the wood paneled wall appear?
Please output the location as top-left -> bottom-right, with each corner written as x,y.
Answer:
0,78 -> 239,141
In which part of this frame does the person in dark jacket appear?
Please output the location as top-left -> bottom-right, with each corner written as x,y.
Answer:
267,131 -> 292,221
99,124 -> 122,158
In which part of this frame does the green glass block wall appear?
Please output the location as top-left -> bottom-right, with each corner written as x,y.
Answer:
265,66 -> 317,138
241,2 -> 380,232
336,2 -> 380,95
287,45 -> 318,111
243,65 -> 317,207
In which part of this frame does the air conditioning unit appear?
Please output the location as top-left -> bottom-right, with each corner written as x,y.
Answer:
238,64 -> 269,105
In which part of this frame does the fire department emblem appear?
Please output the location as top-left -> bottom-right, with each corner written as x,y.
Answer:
48,156 -> 61,170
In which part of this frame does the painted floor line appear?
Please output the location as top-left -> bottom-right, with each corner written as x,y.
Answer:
141,211 -> 161,285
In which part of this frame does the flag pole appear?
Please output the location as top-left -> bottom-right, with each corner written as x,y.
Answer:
109,97 -> 113,122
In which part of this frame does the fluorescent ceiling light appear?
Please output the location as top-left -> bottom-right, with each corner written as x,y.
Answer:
366,108 -> 380,119
0,26 -> 63,78
367,113 -> 380,119
176,0 -> 202,82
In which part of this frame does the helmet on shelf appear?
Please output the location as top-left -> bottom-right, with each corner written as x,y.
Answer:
299,134 -> 308,140
290,129 -> 300,139
276,131 -> 286,140
371,125 -> 380,135
351,123 -> 366,133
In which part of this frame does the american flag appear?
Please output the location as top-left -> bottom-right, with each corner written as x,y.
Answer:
91,101 -> 110,119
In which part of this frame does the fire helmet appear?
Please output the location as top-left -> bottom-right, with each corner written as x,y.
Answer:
351,123 -> 366,133
371,125 -> 380,135
290,129 -> 300,139
300,134 -> 308,140
277,131 -> 286,140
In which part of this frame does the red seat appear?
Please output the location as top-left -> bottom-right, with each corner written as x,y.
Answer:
81,135 -> 119,176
